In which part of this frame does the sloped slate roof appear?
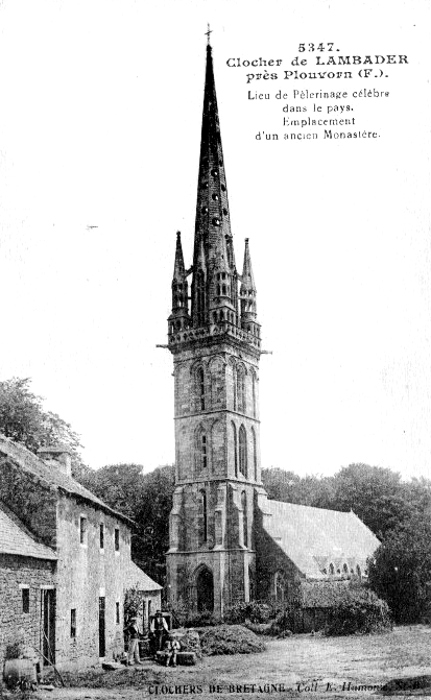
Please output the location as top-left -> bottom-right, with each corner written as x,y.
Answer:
0,502 -> 57,560
0,434 -> 133,525
126,561 -> 162,592
264,499 -> 380,579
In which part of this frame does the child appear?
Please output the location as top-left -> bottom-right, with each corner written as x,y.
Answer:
163,635 -> 181,667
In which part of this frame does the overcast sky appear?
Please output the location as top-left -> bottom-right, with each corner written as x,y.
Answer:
0,0 -> 430,478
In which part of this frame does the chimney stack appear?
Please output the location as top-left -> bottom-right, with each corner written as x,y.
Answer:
38,446 -> 72,477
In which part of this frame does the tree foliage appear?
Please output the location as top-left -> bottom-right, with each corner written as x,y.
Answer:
262,463 -> 431,540
369,511 -> 431,623
324,585 -> 392,636
80,462 -> 175,585
0,377 -> 88,479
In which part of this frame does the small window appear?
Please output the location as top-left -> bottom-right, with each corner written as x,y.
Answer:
114,528 -> 120,551
71,609 -> 77,638
211,169 -> 218,177
80,517 -> 87,545
116,602 -> 120,625
212,193 -> 219,201
100,523 -> 104,550
202,434 -> 207,470
212,218 -> 220,226
22,588 -> 30,614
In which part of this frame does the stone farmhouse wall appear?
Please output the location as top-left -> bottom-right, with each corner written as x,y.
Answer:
55,493 -> 131,670
0,554 -> 56,670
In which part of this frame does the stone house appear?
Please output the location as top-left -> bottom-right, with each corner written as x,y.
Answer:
165,41 -> 380,620
0,502 -> 57,670
0,435 -> 161,671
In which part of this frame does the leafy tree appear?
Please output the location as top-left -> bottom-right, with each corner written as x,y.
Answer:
80,462 -> 175,585
0,377 -> 87,479
134,464 -> 175,582
262,463 -> 429,541
262,468 -> 335,509
329,463 -> 412,539
369,511 -> 431,623
80,463 -> 145,519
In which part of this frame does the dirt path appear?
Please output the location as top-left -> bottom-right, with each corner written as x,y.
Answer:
34,627 -> 431,700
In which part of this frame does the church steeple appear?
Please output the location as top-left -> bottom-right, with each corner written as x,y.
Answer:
191,42 -> 238,328
167,40 -> 260,355
166,36 -> 263,618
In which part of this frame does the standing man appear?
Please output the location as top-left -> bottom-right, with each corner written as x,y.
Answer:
150,610 -> 168,656
126,616 -> 141,666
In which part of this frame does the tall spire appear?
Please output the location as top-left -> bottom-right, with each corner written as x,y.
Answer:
167,38 -> 260,354
191,41 -> 237,328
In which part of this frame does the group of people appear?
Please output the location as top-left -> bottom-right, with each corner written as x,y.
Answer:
126,610 -> 180,667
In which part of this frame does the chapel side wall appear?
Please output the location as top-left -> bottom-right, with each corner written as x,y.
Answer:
0,554 -> 56,670
253,498 -> 303,602
55,495 -> 131,670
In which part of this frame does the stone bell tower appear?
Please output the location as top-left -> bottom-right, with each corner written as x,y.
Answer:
166,40 -> 263,618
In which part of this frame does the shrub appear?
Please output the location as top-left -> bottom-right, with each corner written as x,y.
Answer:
200,625 -> 266,655
243,622 -> 274,635
225,600 -> 273,624
324,587 -> 392,636
182,610 -> 221,628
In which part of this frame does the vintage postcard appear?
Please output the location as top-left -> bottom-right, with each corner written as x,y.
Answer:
0,0 -> 430,698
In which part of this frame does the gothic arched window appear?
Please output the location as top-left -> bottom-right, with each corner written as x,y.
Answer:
239,425 -> 247,477
237,365 -> 246,413
232,422 -> 238,477
274,571 -> 287,602
329,563 -> 335,576
251,427 -> 257,481
196,366 -> 205,411
232,363 -> 237,411
241,490 -> 248,547
251,371 -> 257,417
196,426 -> 208,472
199,489 -> 208,544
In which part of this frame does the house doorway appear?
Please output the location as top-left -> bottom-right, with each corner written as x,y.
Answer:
196,567 -> 214,612
99,597 -> 106,657
41,589 -> 56,665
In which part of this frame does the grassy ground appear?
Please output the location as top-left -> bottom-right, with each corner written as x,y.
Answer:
34,625 -> 431,700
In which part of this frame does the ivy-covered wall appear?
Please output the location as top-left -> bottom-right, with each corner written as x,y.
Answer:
0,457 -> 58,549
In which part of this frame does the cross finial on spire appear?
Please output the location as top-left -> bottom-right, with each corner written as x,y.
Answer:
205,23 -> 213,45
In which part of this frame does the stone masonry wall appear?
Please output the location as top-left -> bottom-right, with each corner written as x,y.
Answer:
55,494 -> 131,670
0,554 -> 56,670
